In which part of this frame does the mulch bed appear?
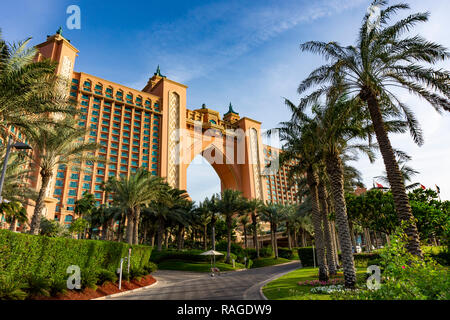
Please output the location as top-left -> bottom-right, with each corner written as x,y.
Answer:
33,274 -> 156,300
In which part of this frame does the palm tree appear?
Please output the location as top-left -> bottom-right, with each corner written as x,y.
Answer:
0,30 -> 76,136
27,117 -> 99,235
215,189 -> 246,263
74,191 -> 96,238
261,203 -> 288,259
238,214 -> 250,249
194,200 -> 212,250
109,169 -> 165,244
283,204 -> 298,250
146,184 -> 189,251
0,201 -> 27,231
268,119 -> 329,281
297,0 -> 450,256
244,198 -> 264,257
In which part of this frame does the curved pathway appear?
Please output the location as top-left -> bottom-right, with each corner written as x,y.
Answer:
107,261 -> 301,300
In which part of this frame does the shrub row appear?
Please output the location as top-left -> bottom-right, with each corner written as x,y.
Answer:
278,247 -> 295,259
0,229 -> 154,299
297,247 -> 316,267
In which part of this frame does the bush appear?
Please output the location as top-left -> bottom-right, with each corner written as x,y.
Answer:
429,248 -> 450,266
215,241 -> 245,256
0,275 -> 27,300
143,262 -> 158,273
97,269 -> 118,285
259,246 -> 273,258
278,247 -> 295,259
0,229 -> 152,298
352,253 -> 381,268
24,274 -> 51,298
297,247 -> 316,267
150,249 -> 231,264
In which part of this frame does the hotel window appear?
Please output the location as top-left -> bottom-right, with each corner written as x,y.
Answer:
114,116 -> 121,122
144,124 -> 150,129
72,79 -> 79,84
108,171 -> 115,177
143,143 -> 149,148
120,166 -> 127,171
109,164 -> 116,170
133,128 -> 139,134
122,145 -> 129,151
151,164 -> 157,169
142,163 -> 148,167
81,107 -> 88,113
91,117 -> 98,122
101,133 -> 108,139
98,163 -> 105,168
112,136 -> 119,142
97,169 -> 104,175
114,110 -> 121,116
143,149 -> 148,154
54,189 -> 62,195
104,107 -> 111,113
102,120 -> 109,126
100,141 -> 107,146
111,142 -> 118,148
133,140 -> 139,146
67,198 -> 75,205
132,147 -> 139,152
81,101 -> 88,106
113,123 -> 120,128
152,151 -> 157,156
70,173 -> 79,180
90,131 -> 97,137
153,132 -> 159,137
122,138 -> 129,144
55,180 -> 63,187
132,154 -> 138,159
68,189 -> 77,196
142,156 -> 148,161
69,181 -> 78,188
124,119 -> 130,124
144,118 -> 150,123
110,149 -> 118,155
78,121 -> 85,127
131,160 -> 138,166
93,104 -> 100,110
96,177 -> 103,183
123,131 -> 129,137
121,159 -> 127,164
152,157 -> 157,162
82,183 -> 90,190
121,152 -> 128,157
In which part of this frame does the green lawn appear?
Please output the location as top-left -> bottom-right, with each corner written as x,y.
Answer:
263,267 -> 366,300
157,260 -> 245,272
251,257 -> 292,268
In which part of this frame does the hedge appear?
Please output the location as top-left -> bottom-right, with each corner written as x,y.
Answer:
277,247 -> 295,259
0,229 -> 153,296
244,247 -> 273,259
297,247 -> 316,267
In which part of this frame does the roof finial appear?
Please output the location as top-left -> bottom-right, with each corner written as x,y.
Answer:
224,102 -> 238,116
202,103 -> 206,109
154,65 -> 166,78
56,26 -> 63,35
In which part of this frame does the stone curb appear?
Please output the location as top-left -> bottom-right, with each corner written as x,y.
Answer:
258,262 -> 302,300
91,279 -> 158,300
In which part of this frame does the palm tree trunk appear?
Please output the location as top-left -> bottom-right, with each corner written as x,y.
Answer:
274,224 -> 279,258
287,222 -> 292,250
157,218 -> 164,251
366,94 -> 422,257
243,224 -> 247,249
164,229 -> 169,249
126,208 -> 134,245
318,181 -> 337,275
177,225 -> 184,250
306,168 -> 329,282
226,215 -> 232,264
203,224 -> 207,250
9,217 -> 16,232
349,222 -> 356,250
251,213 -> 259,258
29,172 -> 52,235
325,154 -> 357,288
132,206 -> 141,245
331,221 -> 340,267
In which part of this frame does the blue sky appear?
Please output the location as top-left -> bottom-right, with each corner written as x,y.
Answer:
1,0 -> 449,202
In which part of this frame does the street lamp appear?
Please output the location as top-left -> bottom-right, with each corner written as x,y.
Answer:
0,136 -> 32,203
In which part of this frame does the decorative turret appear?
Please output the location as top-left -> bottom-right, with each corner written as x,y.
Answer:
223,102 -> 240,123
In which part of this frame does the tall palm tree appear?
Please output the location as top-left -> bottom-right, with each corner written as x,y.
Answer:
74,191 -> 96,238
27,117 -> 99,235
147,184 -> 189,251
244,198 -> 264,257
268,119 -> 330,281
297,0 -> 450,256
238,214 -> 250,249
194,200 -> 212,250
260,203 -> 288,259
215,189 -> 246,263
0,30 -> 76,136
108,168 -> 164,244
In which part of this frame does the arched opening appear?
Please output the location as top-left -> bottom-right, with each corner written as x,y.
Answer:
186,154 -> 221,203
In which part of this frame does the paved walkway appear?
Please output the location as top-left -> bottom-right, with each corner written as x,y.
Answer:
107,261 -> 301,300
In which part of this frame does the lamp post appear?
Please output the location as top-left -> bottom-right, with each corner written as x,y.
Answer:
0,136 -> 32,203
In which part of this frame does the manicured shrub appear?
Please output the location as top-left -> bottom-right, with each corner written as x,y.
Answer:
0,275 -> 27,300
278,247 -> 295,259
215,241 -> 245,256
143,262 -> 158,273
430,248 -> 450,266
97,269 -> 118,285
24,274 -> 51,298
297,247 -> 316,267
0,229 -> 152,298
